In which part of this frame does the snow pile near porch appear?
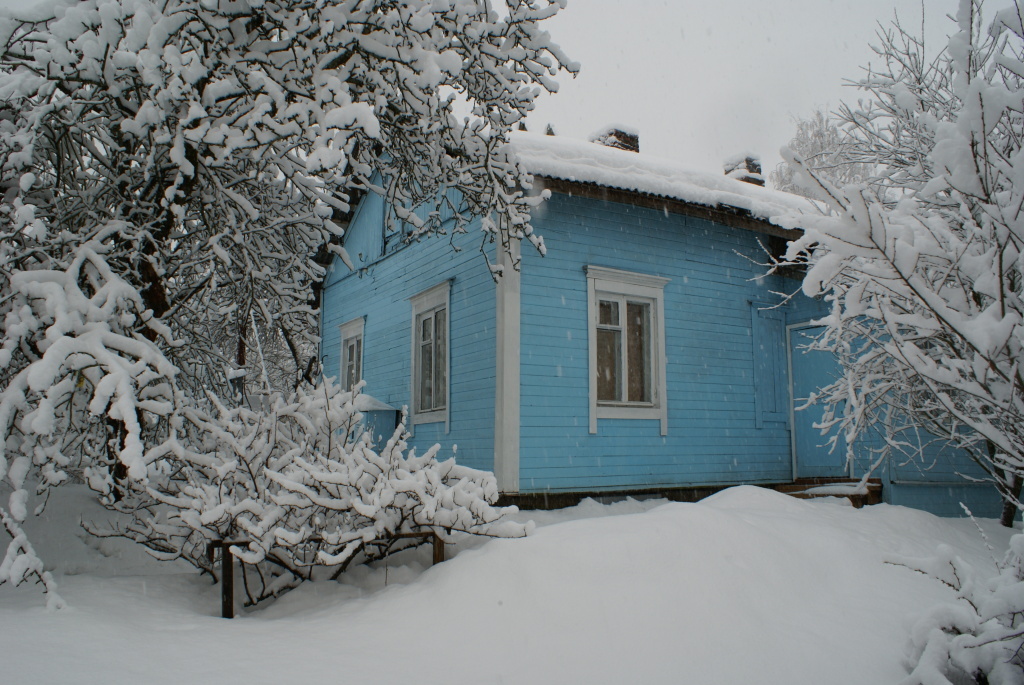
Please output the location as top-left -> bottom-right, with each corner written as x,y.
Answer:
0,485 -> 1013,685
511,131 -> 813,224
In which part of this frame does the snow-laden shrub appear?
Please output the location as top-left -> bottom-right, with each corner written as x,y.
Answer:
85,376 -> 527,606
0,245 -> 524,606
903,536 -> 1024,685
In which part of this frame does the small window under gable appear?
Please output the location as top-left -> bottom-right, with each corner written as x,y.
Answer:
410,280 -> 451,430
339,316 -> 364,391
586,266 -> 669,435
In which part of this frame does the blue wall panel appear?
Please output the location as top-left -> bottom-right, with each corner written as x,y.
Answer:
327,191 -> 386,285
784,288 -> 829,325
786,303 -> 998,514
323,182 -> 997,517
887,483 -> 1002,518
518,192 -> 795,493
321,211 -> 497,473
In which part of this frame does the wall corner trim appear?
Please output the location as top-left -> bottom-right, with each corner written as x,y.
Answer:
494,243 -> 521,493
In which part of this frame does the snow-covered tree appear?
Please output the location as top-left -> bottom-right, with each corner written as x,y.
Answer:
779,9 -> 1024,676
779,0 -> 1024,527
85,377 -> 528,606
0,0 -> 575,605
769,108 -> 872,197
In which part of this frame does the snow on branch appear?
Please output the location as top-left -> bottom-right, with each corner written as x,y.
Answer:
85,378 -> 527,606
0,0 -> 571,602
776,2 -> 1024,677
775,0 -> 1024,526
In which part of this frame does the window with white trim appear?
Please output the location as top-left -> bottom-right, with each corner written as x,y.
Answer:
339,317 -> 364,391
586,266 -> 669,435
410,281 -> 450,426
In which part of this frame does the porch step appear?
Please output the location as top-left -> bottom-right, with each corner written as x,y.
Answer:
774,478 -> 883,509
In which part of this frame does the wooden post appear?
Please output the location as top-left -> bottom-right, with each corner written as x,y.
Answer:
221,543 -> 234,619
207,532 -> 444,618
390,531 -> 445,565
432,533 -> 445,565
208,540 -> 245,619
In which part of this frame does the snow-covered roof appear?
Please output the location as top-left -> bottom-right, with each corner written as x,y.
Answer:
510,132 -> 811,228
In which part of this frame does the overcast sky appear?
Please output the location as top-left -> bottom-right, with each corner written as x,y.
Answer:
527,0 -> 956,178
0,0 -> 958,180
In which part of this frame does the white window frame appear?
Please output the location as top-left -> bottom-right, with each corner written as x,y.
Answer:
585,265 -> 669,435
339,316 -> 365,391
409,280 -> 451,430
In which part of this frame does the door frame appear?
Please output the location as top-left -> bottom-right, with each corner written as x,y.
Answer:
786,321 -> 853,481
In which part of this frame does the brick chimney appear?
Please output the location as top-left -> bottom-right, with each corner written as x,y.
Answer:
724,154 -> 764,186
589,125 -> 639,153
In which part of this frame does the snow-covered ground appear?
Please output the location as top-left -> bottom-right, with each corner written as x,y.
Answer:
1,485 -> 1014,685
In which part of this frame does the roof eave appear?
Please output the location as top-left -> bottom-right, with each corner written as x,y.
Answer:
532,176 -> 802,241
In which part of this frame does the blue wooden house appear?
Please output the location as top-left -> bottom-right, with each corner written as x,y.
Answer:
319,131 -> 1001,517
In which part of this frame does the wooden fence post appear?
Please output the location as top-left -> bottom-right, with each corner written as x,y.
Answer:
207,532 -> 445,618
208,540 -> 244,619
221,543 -> 234,619
432,533 -> 445,565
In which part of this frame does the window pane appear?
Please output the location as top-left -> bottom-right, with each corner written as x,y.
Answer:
627,302 -> 651,402
353,338 -> 362,388
344,344 -> 352,388
599,300 -> 619,327
419,339 -> 433,411
420,316 -> 432,343
343,339 -> 356,389
434,309 -> 446,409
597,328 -> 621,402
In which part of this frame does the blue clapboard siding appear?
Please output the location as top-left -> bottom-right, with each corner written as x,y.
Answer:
321,180 -> 1001,517
785,290 -> 829,324
336,190 -> 386,273
519,192 -> 794,492
751,306 -> 787,427
888,484 -> 1002,518
886,433 -> 1000,516
320,196 -> 496,473
784,282 -> 998,515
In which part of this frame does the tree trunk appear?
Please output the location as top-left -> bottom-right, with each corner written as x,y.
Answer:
106,418 -> 129,502
232,322 -> 247,399
989,440 -> 1022,528
1001,473 -> 1021,528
